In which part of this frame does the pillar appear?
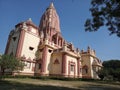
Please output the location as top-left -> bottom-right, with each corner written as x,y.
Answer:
5,35 -> 12,54
41,46 -> 48,75
62,53 -> 67,76
77,58 -> 80,77
16,29 -> 25,57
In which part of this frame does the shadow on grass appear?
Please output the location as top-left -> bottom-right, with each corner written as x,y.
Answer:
78,83 -> 120,90
95,80 -> 120,86
0,80 -> 79,90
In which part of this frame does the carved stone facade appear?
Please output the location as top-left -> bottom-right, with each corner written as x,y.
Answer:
5,3 -> 102,79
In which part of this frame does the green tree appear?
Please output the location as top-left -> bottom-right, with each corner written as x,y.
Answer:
85,0 -> 120,37
97,68 -> 107,80
0,54 -> 24,75
103,60 -> 120,69
98,60 -> 120,81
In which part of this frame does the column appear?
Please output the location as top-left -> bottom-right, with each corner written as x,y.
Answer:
41,46 -> 48,75
77,58 -> 80,77
74,64 -> 76,77
56,36 -> 58,45
62,53 -> 67,76
16,29 -> 25,57
5,35 -> 12,54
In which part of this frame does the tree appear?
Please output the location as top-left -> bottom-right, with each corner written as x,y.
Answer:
98,60 -> 120,81
97,68 -> 108,80
103,60 -> 120,70
85,0 -> 120,37
0,54 -> 24,75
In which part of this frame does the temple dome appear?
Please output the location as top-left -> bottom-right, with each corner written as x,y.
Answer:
39,3 -> 61,32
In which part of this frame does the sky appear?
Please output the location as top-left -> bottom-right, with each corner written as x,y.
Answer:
0,0 -> 120,61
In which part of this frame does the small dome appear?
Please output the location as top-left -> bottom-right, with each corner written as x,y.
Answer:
15,18 -> 38,29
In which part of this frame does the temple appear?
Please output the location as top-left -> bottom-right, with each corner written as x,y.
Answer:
4,3 -> 102,79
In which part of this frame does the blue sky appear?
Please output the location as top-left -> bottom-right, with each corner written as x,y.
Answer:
0,0 -> 120,61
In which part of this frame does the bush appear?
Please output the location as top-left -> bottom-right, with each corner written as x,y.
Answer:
0,75 -> 96,81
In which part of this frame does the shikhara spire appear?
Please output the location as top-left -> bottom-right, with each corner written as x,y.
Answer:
39,2 -> 60,32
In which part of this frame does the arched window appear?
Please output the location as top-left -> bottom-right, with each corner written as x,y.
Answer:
82,65 -> 88,74
52,36 -> 56,44
70,65 -> 74,72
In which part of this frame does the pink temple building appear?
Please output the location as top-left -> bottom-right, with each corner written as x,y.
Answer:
5,3 -> 102,79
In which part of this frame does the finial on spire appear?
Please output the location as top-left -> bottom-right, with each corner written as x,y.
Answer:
51,2 -> 54,7
49,2 -> 55,9
28,18 -> 32,21
87,46 -> 90,50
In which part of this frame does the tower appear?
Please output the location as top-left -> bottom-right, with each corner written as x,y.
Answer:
81,46 -> 102,79
5,18 -> 40,75
39,3 -> 63,46
36,3 -> 65,76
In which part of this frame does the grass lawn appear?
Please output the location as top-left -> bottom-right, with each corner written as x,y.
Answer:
0,78 -> 120,90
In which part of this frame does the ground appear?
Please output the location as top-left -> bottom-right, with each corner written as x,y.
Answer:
0,78 -> 120,90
